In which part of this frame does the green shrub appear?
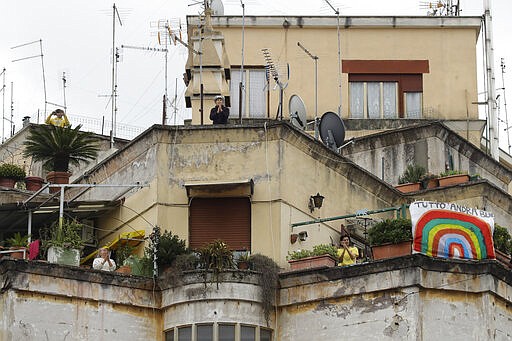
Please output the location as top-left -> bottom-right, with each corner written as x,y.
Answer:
493,224 -> 512,255
368,218 -> 413,245
440,169 -> 467,177
40,219 -> 84,250
0,163 -> 26,180
287,244 -> 338,260
398,164 -> 426,184
7,232 -> 29,247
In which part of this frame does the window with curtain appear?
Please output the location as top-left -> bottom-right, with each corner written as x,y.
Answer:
230,68 -> 267,118
349,81 -> 399,118
349,82 -> 364,118
405,92 -> 422,118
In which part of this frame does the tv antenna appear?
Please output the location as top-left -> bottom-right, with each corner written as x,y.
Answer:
262,48 -> 289,120
419,1 -> 461,16
500,58 -> 510,154
11,39 -> 48,118
288,94 -> 307,130
110,3 -> 123,148
239,0 -> 245,124
324,0 -> 342,116
318,111 -> 346,152
121,44 -> 169,124
45,71 -> 68,112
297,42 -> 319,137
1,68 -> 6,142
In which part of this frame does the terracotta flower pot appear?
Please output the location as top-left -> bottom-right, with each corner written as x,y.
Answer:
116,265 -> 132,275
438,174 -> 470,187
371,241 -> 412,260
288,254 -> 337,270
9,247 -> 27,259
25,176 -> 45,191
0,177 -> 16,188
46,171 -> 71,193
395,182 -> 421,193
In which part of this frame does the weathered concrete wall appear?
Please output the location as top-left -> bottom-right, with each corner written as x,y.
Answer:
0,259 -> 161,341
161,271 -> 269,330
278,255 -> 512,341
341,123 -> 512,192
78,124 -> 403,266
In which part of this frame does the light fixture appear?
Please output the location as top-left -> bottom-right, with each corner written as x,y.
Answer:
298,231 -> 308,241
308,192 -> 324,212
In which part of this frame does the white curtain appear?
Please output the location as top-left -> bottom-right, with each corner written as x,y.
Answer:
406,92 -> 422,118
249,70 -> 266,118
367,82 -> 381,118
383,82 -> 397,118
230,69 -> 242,117
349,82 -> 364,118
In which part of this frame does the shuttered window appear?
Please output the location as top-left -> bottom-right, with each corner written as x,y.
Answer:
189,197 -> 251,251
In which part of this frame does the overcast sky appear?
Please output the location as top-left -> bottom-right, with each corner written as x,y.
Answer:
1,0 -> 511,146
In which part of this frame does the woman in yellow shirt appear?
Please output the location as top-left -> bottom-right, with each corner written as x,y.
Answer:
337,235 -> 359,266
45,109 -> 70,127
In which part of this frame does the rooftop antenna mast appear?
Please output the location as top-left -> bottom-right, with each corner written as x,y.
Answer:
501,58 -> 510,154
324,0 -> 342,116
120,44 -> 169,123
484,0 -> 498,160
262,48 -> 289,120
297,42 -> 319,138
1,68 -> 5,142
111,3 -> 123,148
11,39 -> 48,118
62,72 -> 67,111
239,0 -> 246,124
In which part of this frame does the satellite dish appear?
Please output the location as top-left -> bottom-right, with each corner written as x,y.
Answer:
318,112 -> 345,152
289,95 -> 307,130
210,0 -> 224,15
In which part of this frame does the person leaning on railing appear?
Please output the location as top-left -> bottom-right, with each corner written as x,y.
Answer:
337,234 -> 359,266
92,248 -> 116,271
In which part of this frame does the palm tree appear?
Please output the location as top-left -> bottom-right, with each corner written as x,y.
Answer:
23,124 -> 100,173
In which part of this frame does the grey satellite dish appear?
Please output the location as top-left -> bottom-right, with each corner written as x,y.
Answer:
210,0 -> 224,15
318,111 -> 345,152
289,95 -> 307,130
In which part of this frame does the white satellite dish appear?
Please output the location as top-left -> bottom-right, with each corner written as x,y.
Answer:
210,0 -> 224,15
289,94 -> 307,130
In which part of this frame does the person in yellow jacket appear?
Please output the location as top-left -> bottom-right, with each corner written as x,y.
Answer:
45,109 -> 70,127
337,235 -> 359,266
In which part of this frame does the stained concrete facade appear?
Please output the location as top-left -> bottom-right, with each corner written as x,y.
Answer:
1,254 -> 510,340
65,122 -> 512,266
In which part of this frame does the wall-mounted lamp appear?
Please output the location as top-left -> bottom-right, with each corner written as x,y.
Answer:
298,231 -> 308,241
308,192 -> 324,212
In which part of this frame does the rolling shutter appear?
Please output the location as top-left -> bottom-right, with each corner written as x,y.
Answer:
189,197 -> 251,251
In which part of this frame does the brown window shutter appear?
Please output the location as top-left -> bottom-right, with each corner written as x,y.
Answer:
189,197 -> 251,251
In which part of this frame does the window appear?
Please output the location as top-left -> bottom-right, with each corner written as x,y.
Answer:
240,326 -> 256,341
343,60 -> 428,118
189,197 -> 251,251
260,329 -> 272,341
165,329 -> 174,341
218,324 -> 235,341
230,68 -> 267,118
178,326 -> 192,341
197,324 -> 213,341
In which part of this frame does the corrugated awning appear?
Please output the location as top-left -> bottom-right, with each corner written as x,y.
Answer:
184,179 -> 254,198
80,230 -> 145,265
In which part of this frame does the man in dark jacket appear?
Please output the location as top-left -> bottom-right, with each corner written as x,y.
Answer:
209,95 -> 229,124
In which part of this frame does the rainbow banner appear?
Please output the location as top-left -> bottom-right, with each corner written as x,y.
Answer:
410,201 -> 495,260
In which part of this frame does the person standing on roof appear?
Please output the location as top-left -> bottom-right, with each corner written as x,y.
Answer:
209,95 -> 229,124
45,109 -> 70,127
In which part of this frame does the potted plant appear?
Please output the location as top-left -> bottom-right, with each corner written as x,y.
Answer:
123,254 -> 154,277
114,243 -> 135,274
368,218 -> 413,260
0,163 -> 26,188
23,124 -> 99,193
40,218 -> 84,266
25,176 -> 45,192
196,239 -> 235,288
6,232 -> 29,259
420,173 -> 439,190
287,244 -> 338,270
493,224 -> 512,268
237,250 -> 251,270
395,164 -> 425,193
438,170 -> 470,187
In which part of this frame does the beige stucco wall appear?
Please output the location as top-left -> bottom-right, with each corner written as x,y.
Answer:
78,124 -> 401,267
187,16 -> 480,125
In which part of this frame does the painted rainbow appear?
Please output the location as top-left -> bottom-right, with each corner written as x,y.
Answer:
413,209 -> 495,260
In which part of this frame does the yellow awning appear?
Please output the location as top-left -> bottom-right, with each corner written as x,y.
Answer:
80,230 -> 145,265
